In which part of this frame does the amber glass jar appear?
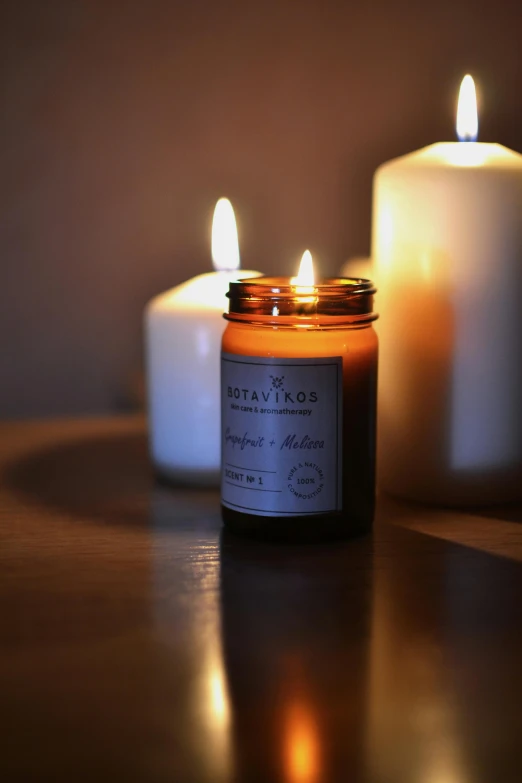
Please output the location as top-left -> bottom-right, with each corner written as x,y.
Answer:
221,277 -> 378,542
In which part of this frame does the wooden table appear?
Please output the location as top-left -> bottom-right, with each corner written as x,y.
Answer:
1,417 -> 522,782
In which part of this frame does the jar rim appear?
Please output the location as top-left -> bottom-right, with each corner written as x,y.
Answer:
226,276 -> 377,320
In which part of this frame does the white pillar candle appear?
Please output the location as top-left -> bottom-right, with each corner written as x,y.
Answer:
372,76 -> 522,504
145,199 -> 260,486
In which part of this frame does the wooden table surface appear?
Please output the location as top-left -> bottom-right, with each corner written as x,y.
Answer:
2,417 -> 522,783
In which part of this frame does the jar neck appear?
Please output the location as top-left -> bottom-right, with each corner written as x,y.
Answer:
225,277 -> 377,325
224,313 -> 376,328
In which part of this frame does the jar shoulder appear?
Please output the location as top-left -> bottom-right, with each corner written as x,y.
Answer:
222,322 -> 378,359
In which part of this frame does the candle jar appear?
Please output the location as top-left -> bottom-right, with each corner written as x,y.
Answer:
221,277 -> 378,542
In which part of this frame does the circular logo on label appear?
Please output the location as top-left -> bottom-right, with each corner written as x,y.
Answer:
287,462 -> 325,501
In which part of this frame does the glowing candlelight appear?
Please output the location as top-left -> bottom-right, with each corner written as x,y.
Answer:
291,250 -> 315,295
211,197 -> 240,272
456,74 -> 478,142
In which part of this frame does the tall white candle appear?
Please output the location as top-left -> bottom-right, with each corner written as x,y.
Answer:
145,199 -> 260,486
372,76 -> 522,504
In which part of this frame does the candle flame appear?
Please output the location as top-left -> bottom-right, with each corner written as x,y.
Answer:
291,250 -> 315,291
211,197 -> 240,272
456,75 -> 478,142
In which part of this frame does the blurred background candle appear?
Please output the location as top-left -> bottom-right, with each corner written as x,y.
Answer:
372,76 -> 522,505
145,199 -> 260,486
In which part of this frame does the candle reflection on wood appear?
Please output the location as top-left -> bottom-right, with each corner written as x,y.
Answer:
219,533 -> 373,780
284,698 -> 321,783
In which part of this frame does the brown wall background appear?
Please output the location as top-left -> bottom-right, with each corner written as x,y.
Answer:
2,0 -> 522,417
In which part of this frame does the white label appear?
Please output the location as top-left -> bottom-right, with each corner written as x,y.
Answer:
221,353 -> 343,517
